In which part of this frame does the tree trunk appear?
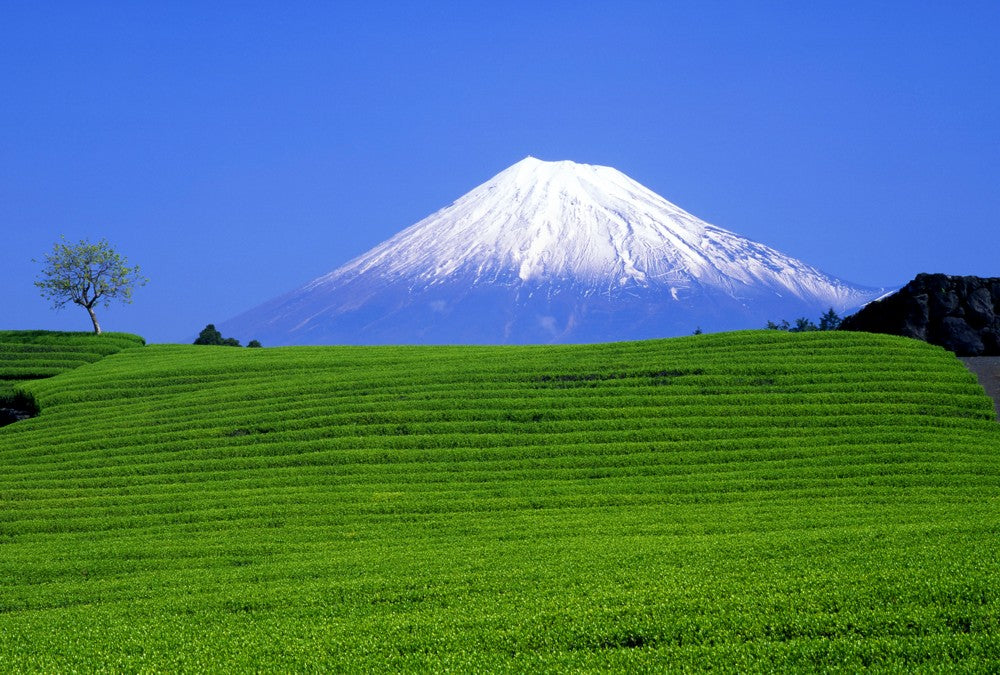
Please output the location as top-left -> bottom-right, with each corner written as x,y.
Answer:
86,306 -> 102,335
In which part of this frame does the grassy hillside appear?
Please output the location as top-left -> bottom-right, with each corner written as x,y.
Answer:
1,331 -> 998,670
0,330 -> 145,401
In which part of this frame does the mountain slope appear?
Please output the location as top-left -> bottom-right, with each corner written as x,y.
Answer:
223,157 -> 884,345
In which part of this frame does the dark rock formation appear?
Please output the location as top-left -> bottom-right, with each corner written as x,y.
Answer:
0,407 -> 35,427
0,393 -> 39,428
840,273 -> 1000,356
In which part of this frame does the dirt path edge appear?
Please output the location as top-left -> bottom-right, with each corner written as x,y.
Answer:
960,356 -> 1000,421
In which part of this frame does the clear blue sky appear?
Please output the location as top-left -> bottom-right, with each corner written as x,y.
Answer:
2,1 -> 997,343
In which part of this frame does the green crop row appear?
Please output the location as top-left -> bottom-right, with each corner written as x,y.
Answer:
1,330 -> 998,670
0,331 -> 145,412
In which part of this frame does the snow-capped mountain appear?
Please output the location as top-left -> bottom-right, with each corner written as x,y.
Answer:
221,157 -> 885,345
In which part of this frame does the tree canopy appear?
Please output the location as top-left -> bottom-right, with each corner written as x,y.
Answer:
194,324 -> 259,348
34,237 -> 148,335
766,308 -> 842,333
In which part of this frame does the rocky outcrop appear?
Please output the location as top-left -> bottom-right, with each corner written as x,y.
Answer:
0,407 -> 34,426
840,273 -> 1000,356
0,392 -> 38,428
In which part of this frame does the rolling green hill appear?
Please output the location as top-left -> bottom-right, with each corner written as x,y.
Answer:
1,331 -> 998,670
0,331 -> 145,423
0,330 -> 144,398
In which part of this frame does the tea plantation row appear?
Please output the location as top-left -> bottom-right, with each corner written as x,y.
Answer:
1,330 -> 999,670
0,330 -> 143,399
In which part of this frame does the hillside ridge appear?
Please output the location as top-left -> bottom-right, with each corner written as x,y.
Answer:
0,330 -> 145,427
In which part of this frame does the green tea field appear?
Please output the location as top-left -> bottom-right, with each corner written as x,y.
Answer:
1,330 -> 999,670
0,330 -> 144,402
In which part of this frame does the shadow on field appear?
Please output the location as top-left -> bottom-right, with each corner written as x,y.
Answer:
0,392 -> 39,428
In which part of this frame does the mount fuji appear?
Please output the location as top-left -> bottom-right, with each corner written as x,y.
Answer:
221,157 -> 886,345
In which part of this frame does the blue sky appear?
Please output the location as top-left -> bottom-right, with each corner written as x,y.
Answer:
2,1 -> 997,343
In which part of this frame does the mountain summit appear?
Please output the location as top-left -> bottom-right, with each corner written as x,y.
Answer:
222,157 -> 885,345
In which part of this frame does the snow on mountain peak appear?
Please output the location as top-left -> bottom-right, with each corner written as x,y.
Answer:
221,157 -> 887,345
318,156 -> 846,303
326,156 -> 722,289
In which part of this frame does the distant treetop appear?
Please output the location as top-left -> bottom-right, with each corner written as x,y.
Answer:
194,324 -> 260,348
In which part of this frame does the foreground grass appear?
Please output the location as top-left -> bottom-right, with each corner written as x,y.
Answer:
1,331 -> 999,670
